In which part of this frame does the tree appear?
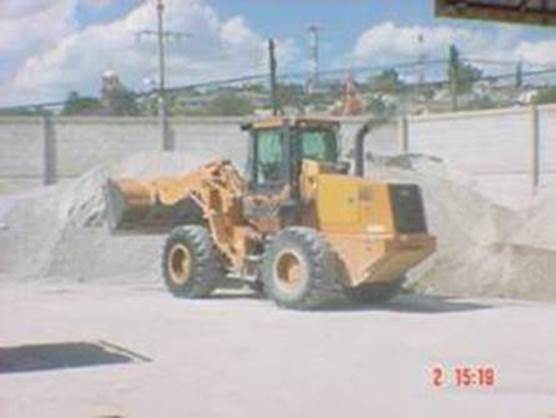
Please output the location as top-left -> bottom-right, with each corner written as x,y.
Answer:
62,91 -> 101,115
276,83 -> 304,111
535,86 -> 556,104
456,62 -> 483,93
205,92 -> 254,116
0,108 -> 51,116
369,69 -> 403,94
448,45 -> 483,94
105,88 -> 139,116
243,83 -> 266,94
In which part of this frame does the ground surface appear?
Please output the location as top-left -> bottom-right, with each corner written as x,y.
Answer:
0,282 -> 555,418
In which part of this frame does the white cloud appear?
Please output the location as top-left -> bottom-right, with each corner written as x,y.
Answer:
0,0 -> 60,19
0,0 -> 297,106
515,39 -> 556,65
0,0 -> 76,58
352,21 -> 556,70
354,22 -> 489,65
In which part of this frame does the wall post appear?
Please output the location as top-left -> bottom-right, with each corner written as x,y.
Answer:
530,105 -> 540,195
398,116 -> 409,153
41,114 -> 57,186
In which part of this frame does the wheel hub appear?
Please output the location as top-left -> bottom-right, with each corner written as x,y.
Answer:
168,244 -> 192,285
274,250 -> 304,290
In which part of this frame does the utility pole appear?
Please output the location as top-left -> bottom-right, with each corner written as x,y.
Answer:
307,25 -> 319,95
268,38 -> 278,116
516,59 -> 523,88
136,0 -> 190,151
156,0 -> 169,151
417,34 -> 427,87
448,44 -> 459,112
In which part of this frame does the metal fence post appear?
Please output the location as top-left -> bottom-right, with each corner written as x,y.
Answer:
530,105 -> 540,195
398,116 -> 409,153
42,114 -> 57,186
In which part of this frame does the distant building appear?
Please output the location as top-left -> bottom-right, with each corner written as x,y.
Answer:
94,69 -> 139,116
100,69 -> 122,109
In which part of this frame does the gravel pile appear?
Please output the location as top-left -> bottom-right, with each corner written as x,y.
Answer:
0,152 -> 554,301
512,188 -> 556,251
0,152 -> 219,283
368,155 -> 556,301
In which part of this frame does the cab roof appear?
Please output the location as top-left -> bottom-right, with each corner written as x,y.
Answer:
242,116 -> 340,131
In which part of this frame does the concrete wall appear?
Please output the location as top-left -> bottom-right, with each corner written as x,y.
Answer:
0,116 -> 398,194
406,105 -> 556,208
0,107 -> 554,208
0,117 -> 44,192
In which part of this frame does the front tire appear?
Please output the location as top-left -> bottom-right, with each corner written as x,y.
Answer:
262,227 -> 340,309
162,225 -> 223,298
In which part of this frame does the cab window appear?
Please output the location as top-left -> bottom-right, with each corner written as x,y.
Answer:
255,130 -> 284,186
299,129 -> 338,163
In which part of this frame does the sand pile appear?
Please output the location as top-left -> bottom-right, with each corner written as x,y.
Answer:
0,151 -> 554,301
0,152 -> 220,283
512,188 -> 556,251
368,155 -> 556,301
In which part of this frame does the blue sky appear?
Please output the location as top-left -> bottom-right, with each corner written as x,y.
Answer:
73,0 -> 139,27
1,0 -> 555,106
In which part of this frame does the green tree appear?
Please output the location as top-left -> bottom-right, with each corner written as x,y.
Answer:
448,45 -> 483,94
243,83 -> 266,94
535,86 -> 556,104
276,83 -> 304,111
205,92 -> 254,116
105,88 -> 139,116
456,62 -> 483,93
366,96 -> 390,116
369,69 -> 403,94
62,91 -> 101,115
0,107 -> 50,116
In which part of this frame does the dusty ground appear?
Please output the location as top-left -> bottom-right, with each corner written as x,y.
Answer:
0,282 -> 555,418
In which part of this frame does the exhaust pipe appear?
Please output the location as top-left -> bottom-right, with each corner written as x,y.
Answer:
354,123 -> 369,178
354,117 -> 388,178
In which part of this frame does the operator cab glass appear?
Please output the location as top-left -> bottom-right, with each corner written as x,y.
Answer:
296,128 -> 338,163
250,125 -> 339,192
254,129 -> 284,187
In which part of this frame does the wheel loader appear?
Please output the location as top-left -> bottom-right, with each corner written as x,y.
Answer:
104,117 -> 436,309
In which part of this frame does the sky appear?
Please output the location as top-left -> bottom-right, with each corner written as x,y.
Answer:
1,0 -> 556,106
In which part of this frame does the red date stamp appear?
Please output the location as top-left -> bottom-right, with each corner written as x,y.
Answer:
431,365 -> 496,388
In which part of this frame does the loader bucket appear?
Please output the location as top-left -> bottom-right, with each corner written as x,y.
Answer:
103,178 -> 199,233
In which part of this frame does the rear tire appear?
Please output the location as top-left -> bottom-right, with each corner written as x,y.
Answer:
162,225 -> 223,298
343,276 -> 405,304
262,227 -> 340,309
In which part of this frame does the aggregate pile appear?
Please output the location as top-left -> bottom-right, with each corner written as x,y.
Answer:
0,151 -> 555,301
368,155 -> 556,301
0,152 -> 219,283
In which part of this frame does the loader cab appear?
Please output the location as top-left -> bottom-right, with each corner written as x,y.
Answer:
244,117 -> 340,195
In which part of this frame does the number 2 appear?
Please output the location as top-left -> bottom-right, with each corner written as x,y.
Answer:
432,366 -> 444,387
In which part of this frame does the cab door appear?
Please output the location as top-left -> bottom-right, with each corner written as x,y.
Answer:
243,127 -> 299,233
